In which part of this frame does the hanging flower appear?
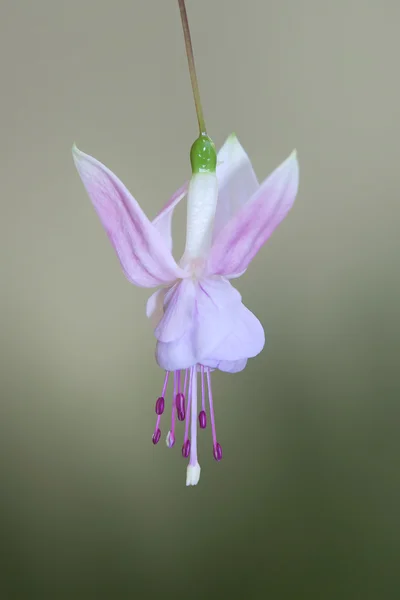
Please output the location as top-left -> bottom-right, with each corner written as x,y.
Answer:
73,132 -> 299,485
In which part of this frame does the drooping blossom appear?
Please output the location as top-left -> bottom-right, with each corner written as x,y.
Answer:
73,132 -> 299,485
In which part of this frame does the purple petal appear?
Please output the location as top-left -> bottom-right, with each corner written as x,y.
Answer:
198,276 -> 242,306
208,151 -> 299,277
194,278 -> 242,358
218,359 -> 248,373
156,327 -> 197,371
155,277 -> 262,372
201,358 -> 248,373
203,303 -> 265,363
154,280 -> 196,343
146,288 -> 166,327
72,145 -> 186,287
213,134 -> 259,240
152,182 -> 188,252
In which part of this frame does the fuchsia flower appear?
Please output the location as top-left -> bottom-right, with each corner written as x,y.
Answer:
72,133 -> 299,485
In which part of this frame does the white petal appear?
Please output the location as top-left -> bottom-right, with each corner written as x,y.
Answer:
213,134 -> 259,239
152,183 -> 187,252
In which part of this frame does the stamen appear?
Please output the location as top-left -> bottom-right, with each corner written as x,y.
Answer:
213,443 -> 223,461
153,367 -> 219,483
176,394 -> 185,420
161,371 -> 170,397
206,368 -> 222,461
166,372 -> 178,448
198,411 -> 207,429
155,397 -> 164,415
176,371 -> 185,421
182,438 -> 191,458
198,364 -> 207,429
152,371 -> 170,445
183,369 -> 188,397
201,365 -> 205,412
152,428 -> 161,445
182,367 -> 193,457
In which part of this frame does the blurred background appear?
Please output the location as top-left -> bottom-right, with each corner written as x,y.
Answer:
1,0 -> 400,598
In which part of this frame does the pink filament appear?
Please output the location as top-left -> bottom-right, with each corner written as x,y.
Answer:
183,367 -> 193,444
206,368 -> 217,449
153,371 -> 170,437
201,365 -> 205,413
170,371 -> 177,438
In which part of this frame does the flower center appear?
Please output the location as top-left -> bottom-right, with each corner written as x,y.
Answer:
186,256 -> 206,280
152,365 -> 222,486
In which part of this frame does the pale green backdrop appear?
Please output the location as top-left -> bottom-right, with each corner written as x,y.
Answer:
1,1 -> 399,598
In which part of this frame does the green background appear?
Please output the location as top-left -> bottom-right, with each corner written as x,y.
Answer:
1,1 -> 399,598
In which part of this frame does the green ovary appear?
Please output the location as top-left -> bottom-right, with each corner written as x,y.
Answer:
190,134 -> 217,174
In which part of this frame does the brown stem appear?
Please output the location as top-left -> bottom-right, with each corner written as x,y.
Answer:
177,0 -> 207,134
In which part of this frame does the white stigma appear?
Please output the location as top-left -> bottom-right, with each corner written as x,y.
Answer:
183,172 -> 218,262
186,462 -> 201,486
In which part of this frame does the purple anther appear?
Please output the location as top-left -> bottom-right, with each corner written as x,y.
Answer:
198,410 -> 207,429
176,393 -> 185,421
155,397 -> 165,415
181,439 -> 191,458
213,442 -> 223,461
152,428 -> 161,445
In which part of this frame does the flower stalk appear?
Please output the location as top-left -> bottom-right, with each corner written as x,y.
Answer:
178,0 -> 207,136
